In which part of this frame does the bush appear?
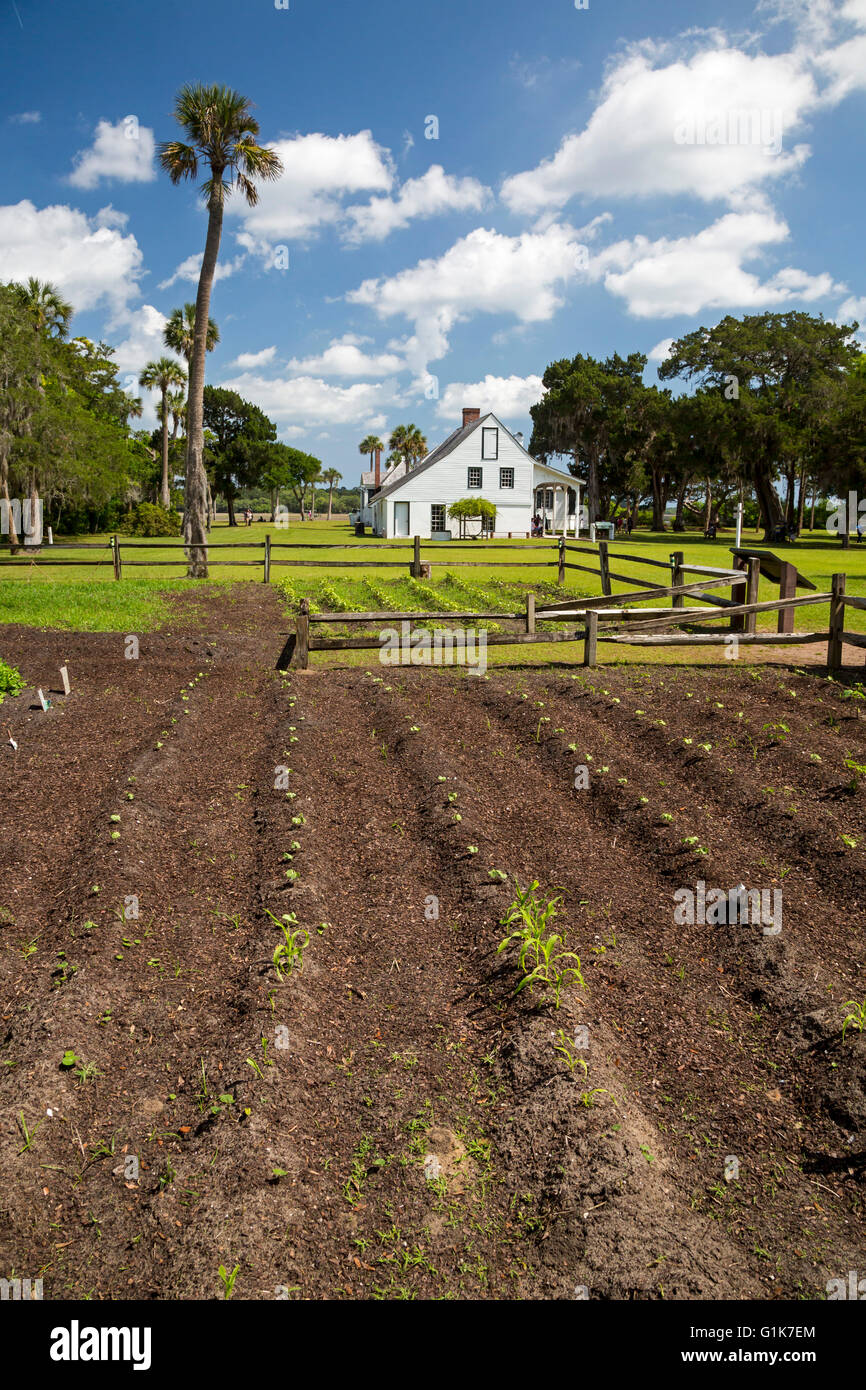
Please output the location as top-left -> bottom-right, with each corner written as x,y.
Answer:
0,659 -> 25,704
119,503 -> 182,538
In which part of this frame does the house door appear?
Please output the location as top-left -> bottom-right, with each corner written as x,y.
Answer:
394,502 -> 410,537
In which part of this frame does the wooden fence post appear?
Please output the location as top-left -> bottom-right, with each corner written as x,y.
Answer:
411,535 -> 421,578
525,592 -> 536,634
745,557 -> 760,635
598,541 -> 611,597
730,556 -> 747,632
295,598 -> 310,671
112,535 -> 121,581
557,537 -> 565,585
827,572 -> 846,670
776,560 -> 796,634
583,610 -> 598,667
263,533 -> 271,584
671,551 -> 684,608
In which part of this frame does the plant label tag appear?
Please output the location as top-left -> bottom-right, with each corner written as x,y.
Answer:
37,688 -> 49,711
60,666 -> 71,695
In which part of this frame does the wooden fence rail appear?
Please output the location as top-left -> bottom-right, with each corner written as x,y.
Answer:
277,571 -> 856,673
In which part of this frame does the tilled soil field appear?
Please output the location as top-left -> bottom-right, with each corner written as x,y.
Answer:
1,586 -> 865,1301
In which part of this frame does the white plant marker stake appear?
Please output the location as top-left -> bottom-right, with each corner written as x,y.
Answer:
6,726 -> 17,751
37,688 -> 49,712
60,665 -> 70,696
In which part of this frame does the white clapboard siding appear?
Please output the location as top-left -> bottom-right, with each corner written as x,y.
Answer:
369,414 -> 579,538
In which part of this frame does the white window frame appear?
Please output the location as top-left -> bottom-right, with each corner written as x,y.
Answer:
481,427 -> 499,460
499,467 -> 514,489
467,467 -> 483,489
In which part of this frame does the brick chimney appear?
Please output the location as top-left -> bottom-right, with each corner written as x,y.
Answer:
374,447 -> 381,487
462,407 -> 481,429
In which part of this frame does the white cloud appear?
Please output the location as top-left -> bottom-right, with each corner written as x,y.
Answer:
589,209 -> 841,317
228,131 -> 393,243
287,334 -> 405,377
347,223 -> 584,369
0,200 -> 143,313
218,371 -> 404,429
109,304 -> 170,379
68,117 -> 156,189
232,346 -> 278,370
501,41 -> 816,213
9,111 -> 41,124
157,251 -> 244,291
435,374 -> 544,421
343,166 -> 490,243
838,295 -> 866,323
647,337 -> 675,361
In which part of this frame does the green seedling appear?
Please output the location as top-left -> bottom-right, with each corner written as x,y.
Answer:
841,999 -> 866,1039
218,1264 -> 240,1300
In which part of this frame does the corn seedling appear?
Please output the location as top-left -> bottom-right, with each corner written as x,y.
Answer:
841,999 -> 866,1039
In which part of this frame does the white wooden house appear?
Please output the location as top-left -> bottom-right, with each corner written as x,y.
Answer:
360,408 -> 581,539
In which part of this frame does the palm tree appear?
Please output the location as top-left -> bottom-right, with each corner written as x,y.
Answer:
388,423 -> 427,470
321,467 -> 342,519
139,357 -> 187,509
17,277 -> 73,339
163,302 -> 220,365
166,389 -> 187,441
158,84 -> 282,576
358,434 -> 384,472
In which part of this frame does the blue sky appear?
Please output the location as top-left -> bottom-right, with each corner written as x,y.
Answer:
1,0 -> 864,483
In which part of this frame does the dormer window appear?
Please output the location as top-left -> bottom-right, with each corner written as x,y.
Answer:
481,427 -> 499,460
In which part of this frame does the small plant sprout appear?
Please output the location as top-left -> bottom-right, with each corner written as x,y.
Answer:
265,910 -> 309,980
840,833 -> 859,850
218,1264 -> 240,1300
488,869 -> 507,882
762,721 -> 790,745
467,845 -> 478,855
841,1000 -> 866,1039
843,755 -> 866,792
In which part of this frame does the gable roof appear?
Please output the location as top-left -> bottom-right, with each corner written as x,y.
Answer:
373,413 -> 539,503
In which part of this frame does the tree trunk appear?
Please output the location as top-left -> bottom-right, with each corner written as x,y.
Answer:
753,466 -> 784,540
672,474 -> 691,531
650,466 -> 667,531
585,448 -> 600,527
160,393 -> 171,510
327,485 -> 334,520
226,492 -> 237,527
810,484 -> 816,533
184,182 -> 225,577
24,473 -> 41,553
796,462 -> 807,534
206,479 -> 214,532
703,477 -> 712,533
0,451 -> 20,554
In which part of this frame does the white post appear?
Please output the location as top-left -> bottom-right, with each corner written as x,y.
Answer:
735,501 -> 743,549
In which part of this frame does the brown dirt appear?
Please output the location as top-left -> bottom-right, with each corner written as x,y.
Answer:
0,585 -> 864,1301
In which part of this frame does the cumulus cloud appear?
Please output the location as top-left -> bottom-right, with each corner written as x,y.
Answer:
501,41 -> 816,213
217,371 -> 404,430
343,166 -> 490,243
68,117 -> 156,189
837,295 -> 866,323
647,337 -> 676,361
434,374 -> 545,421
157,251 -> 244,291
9,110 -> 41,124
589,209 -> 841,317
231,346 -> 278,370
0,200 -> 143,313
227,131 -> 393,244
287,334 -> 405,377
347,224 -> 585,369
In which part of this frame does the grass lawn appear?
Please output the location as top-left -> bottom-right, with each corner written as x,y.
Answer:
2,518 -> 865,666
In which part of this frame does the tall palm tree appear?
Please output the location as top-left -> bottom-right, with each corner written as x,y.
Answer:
158,84 -> 282,576
139,357 -> 187,509
164,302 -> 220,364
321,466 -> 342,520
166,389 -> 187,441
358,434 -> 384,471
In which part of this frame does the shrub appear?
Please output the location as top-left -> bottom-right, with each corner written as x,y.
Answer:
120,503 -> 181,538
0,659 -> 25,704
